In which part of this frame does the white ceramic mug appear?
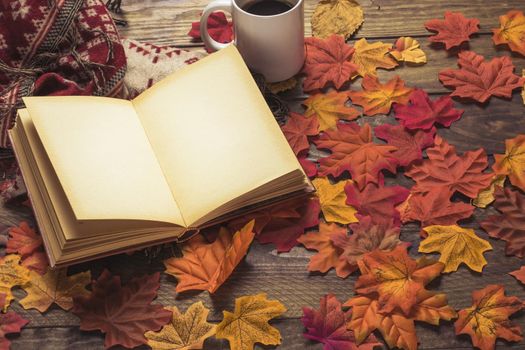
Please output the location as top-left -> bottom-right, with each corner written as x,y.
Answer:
200,0 -> 305,82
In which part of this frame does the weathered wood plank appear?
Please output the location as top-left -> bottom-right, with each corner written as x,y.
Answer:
118,0 -> 525,47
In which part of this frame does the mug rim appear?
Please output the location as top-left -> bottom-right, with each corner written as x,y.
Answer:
232,0 -> 303,19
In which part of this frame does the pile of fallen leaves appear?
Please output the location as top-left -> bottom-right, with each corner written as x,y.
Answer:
0,2 -> 524,350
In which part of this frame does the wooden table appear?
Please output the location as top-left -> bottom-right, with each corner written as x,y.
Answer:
5,0 -> 525,349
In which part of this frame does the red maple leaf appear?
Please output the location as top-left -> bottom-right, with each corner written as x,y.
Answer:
374,124 -> 435,167
302,294 -> 381,350
188,12 -> 233,44
7,221 -> 42,258
405,135 -> 493,198
298,156 -> 318,178
303,34 -> 358,92
315,123 -> 398,189
281,112 -> 319,155
424,11 -> 480,49
480,187 -> 525,258
73,270 -> 172,349
393,89 -> 464,130
229,197 -> 320,252
0,294 -> 29,350
331,215 -> 408,270
345,182 -> 409,225
439,51 -> 525,103
401,190 -> 475,233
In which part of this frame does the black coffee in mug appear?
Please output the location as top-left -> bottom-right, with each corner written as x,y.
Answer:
242,0 -> 293,16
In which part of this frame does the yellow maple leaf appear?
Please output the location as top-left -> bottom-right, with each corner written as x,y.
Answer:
492,134 -> 525,192
473,174 -> 506,208
389,37 -> 427,64
267,77 -> 297,94
311,0 -> 364,39
145,302 -> 216,350
351,38 -> 398,77
216,293 -> 286,350
303,91 -> 360,132
492,10 -> 525,56
420,225 -> 492,273
0,254 -> 30,311
312,177 -> 358,224
19,268 -> 91,312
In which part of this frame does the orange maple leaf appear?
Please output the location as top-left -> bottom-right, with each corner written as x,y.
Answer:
351,38 -> 398,77
348,75 -> 413,116
346,290 -> 456,350
281,112 -> 319,155
355,245 -> 444,316
303,34 -> 358,92
492,9 -> 525,56
296,221 -> 354,278
492,134 -> 525,192
164,220 -> 255,293
405,135 -> 493,198
315,122 -> 397,189
303,91 -> 360,132
455,284 -> 523,350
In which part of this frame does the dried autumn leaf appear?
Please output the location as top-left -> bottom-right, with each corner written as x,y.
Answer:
72,270 -> 172,349
297,221 -> 353,278
315,123 -> 398,189
216,293 -> 286,350
510,266 -> 525,285
268,77 -> 297,94
281,112 -> 319,155
346,290 -> 456,350
522,69 -> 525,104
473,174 -> 507,208
405,135 -> 493,198
455,284 -> 523,350
348,75 -> 413,116
394,89 -> 464,131
303,91 -> 360,132
188,12 -> 233,43
400,190 -> 475,229
311,0 -> 364,39
0,255 -> 30,311
374,124 -> 435,166
389,37 -> 427,64
20,251 -> 48,275
345,295 -> 417,350
302,294 -> 381,350
299,156 -> 318,177
492,10 -> 525,56
312,177 -> 358,224
424,11 -> 479,50
228,197 -> 320,252
345,182 -> 409,225
145,302 -> 216,350
19,268 -> 90,312
493,134 -> 525,191
7,221 -> 42,258
420,225 -> 492,273
439,51 -> 524,103
303,35 -> 358,92
480,187 -> 525,257
355,245 -> 444,315
331,216 -> 407,270
351,38 -> 398,77
0,294 -> 29,350
164,220 -> 255,293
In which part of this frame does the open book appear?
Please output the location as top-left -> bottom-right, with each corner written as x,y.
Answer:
9,45 -> 313,267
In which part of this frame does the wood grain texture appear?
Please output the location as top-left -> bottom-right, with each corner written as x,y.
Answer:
118,0 -> 525,47
4,0 -> 525,349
